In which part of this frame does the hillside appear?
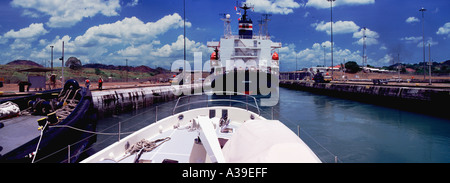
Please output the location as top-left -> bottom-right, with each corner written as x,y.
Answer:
82,64 -> 170,73
1,61 -> 174,84
6,60 -> 43,67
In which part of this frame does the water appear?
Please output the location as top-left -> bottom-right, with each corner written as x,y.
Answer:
86,87 -> 450,163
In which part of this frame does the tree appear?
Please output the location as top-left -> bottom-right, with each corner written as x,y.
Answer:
345,61 -> 361,73
95,68 -> 102,75
66,57 -> 82,70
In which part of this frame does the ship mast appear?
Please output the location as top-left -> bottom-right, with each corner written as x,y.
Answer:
183,0 -> 186,83
220,13 -> 232,38
237,3 -> 253,39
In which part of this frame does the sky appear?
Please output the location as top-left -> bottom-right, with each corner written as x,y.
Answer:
0,0 -> 449,71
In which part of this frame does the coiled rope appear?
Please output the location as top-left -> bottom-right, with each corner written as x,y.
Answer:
125,137 -> 171,163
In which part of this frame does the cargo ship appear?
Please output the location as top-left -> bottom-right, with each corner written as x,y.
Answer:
207,3 -> 281,96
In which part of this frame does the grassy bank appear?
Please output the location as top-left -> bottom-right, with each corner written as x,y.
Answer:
0,65 -> 161,84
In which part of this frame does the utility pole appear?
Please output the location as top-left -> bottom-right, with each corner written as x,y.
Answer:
294,50 -> 298,72
328,0 -> 336,80
398,53 -> 401,81
183,0 -> 186,84
323,45 -> 326,67
50,45 -> 54,74
428,43 -> 432,85
126,59 -> 128,82
419,7 -> 426,80
59,41 -> 64,84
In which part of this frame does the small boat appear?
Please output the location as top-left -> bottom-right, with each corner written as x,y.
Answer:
81,93 -> 321,163
0,80 -> 97,163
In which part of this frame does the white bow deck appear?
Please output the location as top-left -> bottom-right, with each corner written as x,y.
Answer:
81,95 -> 321,163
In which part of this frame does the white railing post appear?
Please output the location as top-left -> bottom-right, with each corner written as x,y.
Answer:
67,145 -> 70,163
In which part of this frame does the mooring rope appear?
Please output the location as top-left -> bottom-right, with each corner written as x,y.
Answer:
49,125 -> 136,135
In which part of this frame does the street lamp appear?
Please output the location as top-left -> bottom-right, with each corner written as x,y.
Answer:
328,0 -> 336,80
419,7 -> 426,80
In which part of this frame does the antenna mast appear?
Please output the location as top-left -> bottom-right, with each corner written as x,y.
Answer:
362,27 -> 367,68
262,14 -> 271,39
220,13 -> 232,38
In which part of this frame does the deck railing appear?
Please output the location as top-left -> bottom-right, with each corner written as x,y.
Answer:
172,91 -> 260,116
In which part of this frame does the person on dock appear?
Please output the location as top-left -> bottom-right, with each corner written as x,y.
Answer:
98,76 -> 103,90
85,78 -> 90,88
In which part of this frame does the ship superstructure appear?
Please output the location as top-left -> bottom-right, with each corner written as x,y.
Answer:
207,3 -> 281,95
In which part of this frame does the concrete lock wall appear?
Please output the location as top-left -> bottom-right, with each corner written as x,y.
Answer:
279,80 -> 450,118
91,84 -> 203,118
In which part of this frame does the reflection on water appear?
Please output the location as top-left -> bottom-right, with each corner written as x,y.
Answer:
86,87 -> 450,163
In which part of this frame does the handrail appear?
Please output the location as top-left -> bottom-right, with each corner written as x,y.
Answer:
172,92 -> 260,115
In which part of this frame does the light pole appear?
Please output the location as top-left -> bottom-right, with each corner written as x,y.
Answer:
328,0 -> 336,80
50,46 -> 54,74
183,0 -> 186,84
126,59 -> 128,82
295,50 -> 298,72
428,43 -> 432,85
59,41 -> 64,84
419,7 -> 426,80
295,51 -> 298,80
323,45 -> 326,67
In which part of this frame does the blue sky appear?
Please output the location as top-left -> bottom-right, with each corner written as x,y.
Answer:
0,0 -> 449,71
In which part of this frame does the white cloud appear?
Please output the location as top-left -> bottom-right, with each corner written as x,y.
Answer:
304,12 -> 310,18
74,13 -> 189,47
312,21 -> 360,35
113,35 -> 208,68
3,23 -> 48,39
127,0 -> 139,7
405,17 -> 419,24
279,41 -> 363,69
400,36 -> 422,44
436,22 -> 450,37
417,37 -> 438,48
306,0 -> 375,9
401,36 -> 438,47
353,28 -> 379,46
1,23 -> 49,51
30,14 -> 195,67
377,54 -> 393,65
151,35 -> 207,57
11,0 -> 121,28
10,39 -> 32,50
0,36 -> 5,44
245,0 -> 301,15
